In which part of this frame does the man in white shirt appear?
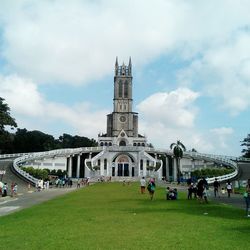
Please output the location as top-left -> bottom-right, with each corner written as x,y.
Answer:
140,177 -> 146,194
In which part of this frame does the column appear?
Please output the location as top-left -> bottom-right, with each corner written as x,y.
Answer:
68,156 -> 72,177
191,159 -> 195,170
172,157 -> 177,182
203,160 -> 207,169
165,156 -> 170,181
143,159 -> 147,177
137,153 -> 141,177
76,154 -> 80,178
100,159 -> 104,176
106,160 -> 109,177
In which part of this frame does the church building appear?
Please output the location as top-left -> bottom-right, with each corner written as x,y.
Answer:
85,58 -> 162,178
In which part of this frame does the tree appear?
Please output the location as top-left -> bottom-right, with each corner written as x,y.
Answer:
241,134 -> 250,158
0,97 -> 17,153
170,140 -> 186,183
57,133 -> 97,148
13,129 -> 56,153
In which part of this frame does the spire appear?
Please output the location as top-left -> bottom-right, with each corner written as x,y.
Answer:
128,57 -> 132,75
115,56 -> 118,76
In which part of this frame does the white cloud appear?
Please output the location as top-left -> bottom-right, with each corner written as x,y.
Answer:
0,74 -> 107,138
0,1 -> 248,155
0,74 -> 44,116
177,31 -> 250,115
1,0 -> 250,86
137,88 -> 200,128
137,88 -> 237,155
210,127 -> 234,150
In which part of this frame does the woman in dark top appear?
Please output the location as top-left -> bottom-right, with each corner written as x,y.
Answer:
244,179 -> 250,217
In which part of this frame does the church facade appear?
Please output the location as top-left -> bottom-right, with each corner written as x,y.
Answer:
86,58 -> 162,179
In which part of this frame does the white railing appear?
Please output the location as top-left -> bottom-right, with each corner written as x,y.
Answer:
13,154 -> 40,185
184,151 -> 239,184
2,146 -> 248,185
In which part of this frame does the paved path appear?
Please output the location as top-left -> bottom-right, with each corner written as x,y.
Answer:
209,193 -> 246,210
0,187 -> 77,217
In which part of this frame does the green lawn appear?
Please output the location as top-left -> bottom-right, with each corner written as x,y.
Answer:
0,182 -> 249,250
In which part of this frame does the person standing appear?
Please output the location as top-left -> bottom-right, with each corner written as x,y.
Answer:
2,183 -> 8,197
197,178 -> 205,202
147,178 -> 156,200
226,181 -> 232,198
213,178 -> 220,197
244,179 -> 250,217
13,183 -> 18,197
140,177 -> 146,194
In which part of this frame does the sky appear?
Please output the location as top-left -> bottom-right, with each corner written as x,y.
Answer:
0,0 -> 249,157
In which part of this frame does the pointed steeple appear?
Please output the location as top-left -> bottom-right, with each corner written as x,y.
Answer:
115,56 -> 118,76
128,57 -> 132,75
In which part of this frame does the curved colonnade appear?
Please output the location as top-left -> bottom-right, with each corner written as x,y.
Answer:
1,146 -> 248,186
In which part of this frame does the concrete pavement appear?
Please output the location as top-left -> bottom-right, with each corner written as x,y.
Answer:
0,187 -> 77,217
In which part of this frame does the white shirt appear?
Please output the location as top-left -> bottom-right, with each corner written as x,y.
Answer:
140,178 -> 146,187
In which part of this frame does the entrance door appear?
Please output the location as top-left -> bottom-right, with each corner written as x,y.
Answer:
117,163 -> 129,176
124,163 -> 129,176
118,163 -> 123,176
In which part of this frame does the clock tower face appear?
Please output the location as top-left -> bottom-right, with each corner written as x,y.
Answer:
119,115 -> 126,123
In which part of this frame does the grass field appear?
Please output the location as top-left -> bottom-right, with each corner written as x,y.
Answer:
0,182 -> 249,250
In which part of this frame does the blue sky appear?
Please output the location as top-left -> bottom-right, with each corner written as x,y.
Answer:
0,0 -> 250,156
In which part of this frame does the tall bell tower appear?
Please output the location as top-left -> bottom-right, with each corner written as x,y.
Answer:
98,57 -> 147,147
107,57 -> 138,137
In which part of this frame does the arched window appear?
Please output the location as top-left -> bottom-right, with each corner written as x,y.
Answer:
118,81 -> 123,97
100,142 -> 104,146
133,143 -> 137,146
142,143 -> 145,147
138,143 -> 141,146
109,142 -> 112,146
119,140 -> 126,146
124,81 -> 128,98
104,142 -> 108,146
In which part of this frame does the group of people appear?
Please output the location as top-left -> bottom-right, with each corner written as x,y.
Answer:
140,177 -> 178,201
140,177 -> 156,200
186,177 -> 234,203
0,182 -> 17,197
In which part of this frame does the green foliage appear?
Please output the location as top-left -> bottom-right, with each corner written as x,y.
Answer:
191,167 -> 234,178
0,97 -> 17,153
57,133 -> 98,148
0,97 -> 98,154
13,128 -> 56,153
0,183 -> 248,249
0,97 -> 17,131
21,167 -> 68,179
241,134 -> 250,158
21,166 -> 49,180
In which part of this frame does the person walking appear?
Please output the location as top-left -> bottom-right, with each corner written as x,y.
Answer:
147,178 -> 156,200
2,183 -> 8,197
244,179 -> 250,217
226,181 -> 232,198
140,177 -> 146,194
213,178 -> 220,197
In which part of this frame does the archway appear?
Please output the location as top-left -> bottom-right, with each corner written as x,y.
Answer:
117,155 -> 129,176
119,140 -> 126,146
